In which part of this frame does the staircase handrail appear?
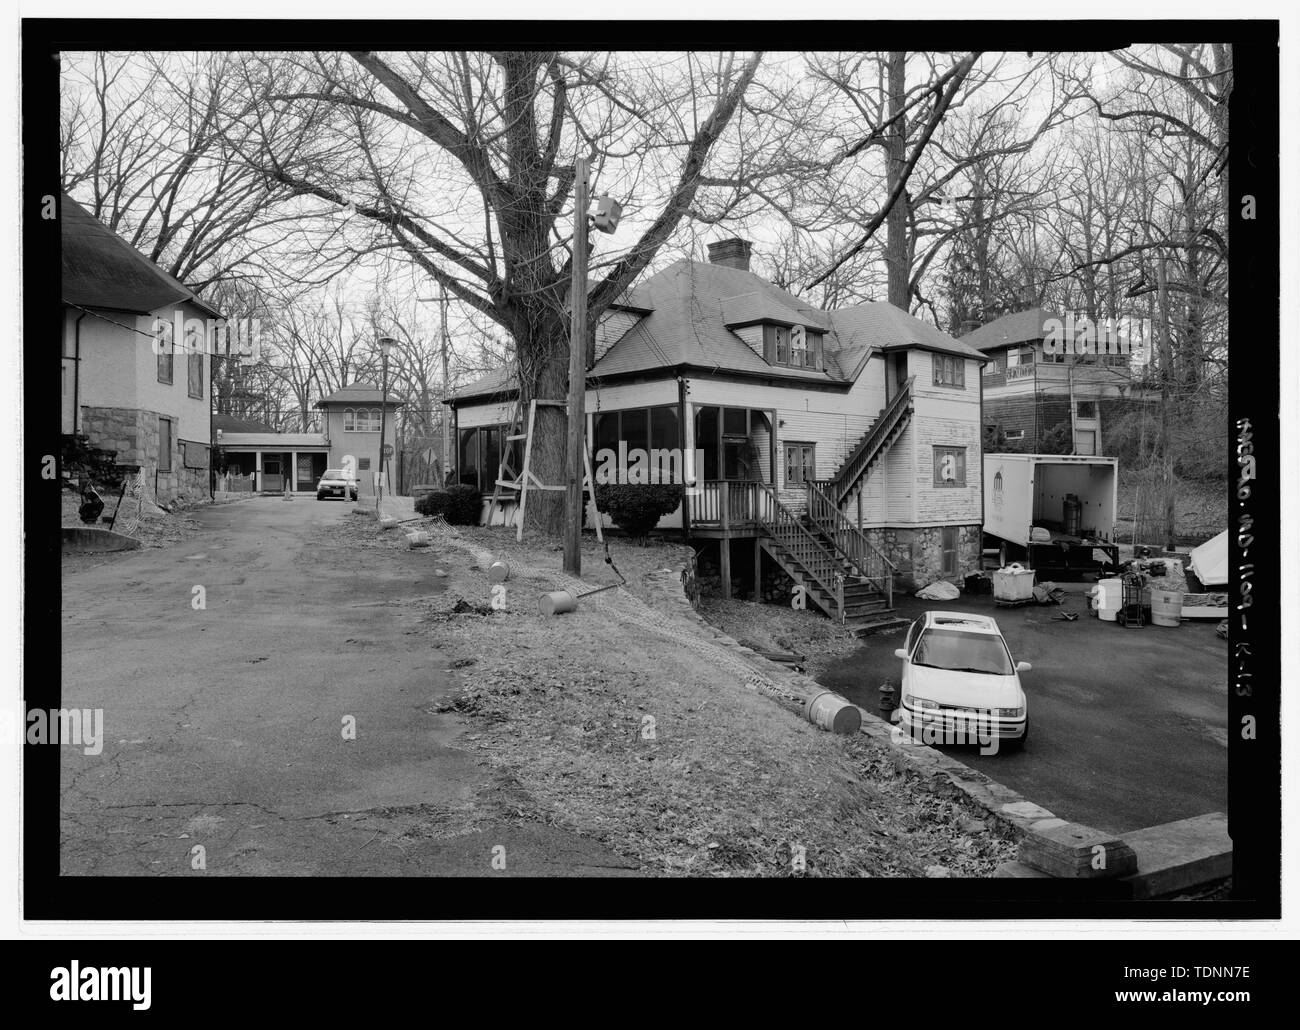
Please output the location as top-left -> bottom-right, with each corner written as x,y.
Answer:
829,375 -> 915,504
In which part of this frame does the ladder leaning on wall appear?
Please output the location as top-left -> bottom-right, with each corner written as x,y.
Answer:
487,398 -> 602,544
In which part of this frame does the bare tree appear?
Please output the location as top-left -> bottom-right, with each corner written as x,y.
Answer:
240,50 -> 765,534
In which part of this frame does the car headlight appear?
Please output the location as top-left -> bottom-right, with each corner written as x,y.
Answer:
996,707 -> 1024,718
909,696 -> 939,711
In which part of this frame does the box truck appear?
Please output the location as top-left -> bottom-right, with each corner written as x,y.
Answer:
983,454 -> 1120,575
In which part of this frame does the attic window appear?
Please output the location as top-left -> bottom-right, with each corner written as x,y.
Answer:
764,325 -> 823,371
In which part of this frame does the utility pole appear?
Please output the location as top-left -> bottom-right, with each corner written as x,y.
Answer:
564,156 -> 590,575
439,285 -> 451,486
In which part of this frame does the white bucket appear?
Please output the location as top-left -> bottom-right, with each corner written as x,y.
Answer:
1150,588 -> 1183,627
1096,578 -> 1121,621
489,560 -> 511,583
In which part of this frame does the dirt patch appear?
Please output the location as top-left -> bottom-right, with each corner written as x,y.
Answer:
697,596 -> 866,679
322,514 -> 1016,877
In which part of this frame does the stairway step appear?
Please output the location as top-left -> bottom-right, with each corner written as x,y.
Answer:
845,613 -> 910,636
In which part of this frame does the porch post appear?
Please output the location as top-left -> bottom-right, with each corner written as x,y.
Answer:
255,450 -> 263,492
720,539 -> 732,600
291,450 -> 298,493
753,537 -> 762,600
769,408 -> 778,486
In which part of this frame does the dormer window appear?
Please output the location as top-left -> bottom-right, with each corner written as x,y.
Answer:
765,324 -> 823,371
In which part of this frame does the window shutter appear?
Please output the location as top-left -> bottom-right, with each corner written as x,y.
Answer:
762,325 -> 775,363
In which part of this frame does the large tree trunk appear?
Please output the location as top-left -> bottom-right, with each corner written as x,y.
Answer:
510,313 -> 571,538
885,51 -> 910,310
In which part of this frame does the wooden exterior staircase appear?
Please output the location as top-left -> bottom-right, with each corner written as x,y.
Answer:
754,483 -> 905,633
822,375 -> 915,507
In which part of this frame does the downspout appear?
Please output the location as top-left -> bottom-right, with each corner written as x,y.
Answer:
209,350 -> 214,500
72,311 -> 86,435
678,375 -> 691,543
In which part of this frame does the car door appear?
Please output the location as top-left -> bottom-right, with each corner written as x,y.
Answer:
899,617 -> 925,694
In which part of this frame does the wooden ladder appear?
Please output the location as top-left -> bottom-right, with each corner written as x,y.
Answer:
494,398 -> 603,545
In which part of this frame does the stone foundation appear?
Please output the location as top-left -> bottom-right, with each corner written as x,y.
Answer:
80,405 -> 209,505
864,524 -> 982,592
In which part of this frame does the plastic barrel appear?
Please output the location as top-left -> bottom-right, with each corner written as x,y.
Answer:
539,590 -> 577,616
489,560 -> 510,583
804,691 -> 862,735
1096,577 -> 1121,622
1150,588 -> 1183,627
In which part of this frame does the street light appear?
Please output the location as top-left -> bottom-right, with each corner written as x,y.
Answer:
377,335 -> 396,515
564,158 -> 623,575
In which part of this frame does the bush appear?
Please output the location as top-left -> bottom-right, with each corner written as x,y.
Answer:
594,483 -> 683,540
414,484 -> 481,525
1036,420 -> 1073,455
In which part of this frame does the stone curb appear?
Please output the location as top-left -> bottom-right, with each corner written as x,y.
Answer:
641,561 -> 1058,829
641,559 -> 1123,859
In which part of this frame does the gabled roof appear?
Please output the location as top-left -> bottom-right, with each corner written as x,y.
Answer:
61,194 -> 221,318
588,260 -> 840,383
446,258 -> 984,405
960,307 -> 1061,352
828,303 -> 985,361
315,383 -> 404,407
447,365 -> 516,402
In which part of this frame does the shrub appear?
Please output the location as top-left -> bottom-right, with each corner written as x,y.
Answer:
415,484 -> 481,525
594,483 -> 683,540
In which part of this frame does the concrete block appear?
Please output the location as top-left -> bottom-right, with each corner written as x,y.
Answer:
993,860 -> 1053,878
1120,812 -> 1231,899
1018,820 -> 1138,879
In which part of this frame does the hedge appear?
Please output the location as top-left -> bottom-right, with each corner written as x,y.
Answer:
414,484 -> 481,525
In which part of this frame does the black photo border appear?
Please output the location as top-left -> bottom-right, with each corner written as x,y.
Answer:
22,18 -> 1282,921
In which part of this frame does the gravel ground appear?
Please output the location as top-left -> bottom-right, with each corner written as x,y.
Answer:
325,514 -> 1018,877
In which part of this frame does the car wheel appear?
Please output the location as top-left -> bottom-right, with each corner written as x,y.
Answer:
351,491 -> 358,501
317,493 -> 325,501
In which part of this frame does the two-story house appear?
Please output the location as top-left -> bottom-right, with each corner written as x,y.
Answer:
61,194 -> 217,504
216,383 -> 401,494
962,305 -> 1157,456
446,239 -> 988,627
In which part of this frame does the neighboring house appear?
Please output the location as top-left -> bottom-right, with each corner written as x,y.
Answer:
61,194 -> 218,504
217,383 -> 402,494
445,238 -> 988,626
961,305 -> 1157,456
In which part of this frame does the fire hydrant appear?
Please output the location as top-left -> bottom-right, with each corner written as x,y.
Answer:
878,679 -> 898,717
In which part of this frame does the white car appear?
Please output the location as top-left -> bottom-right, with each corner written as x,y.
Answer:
895,610 -> 1030,750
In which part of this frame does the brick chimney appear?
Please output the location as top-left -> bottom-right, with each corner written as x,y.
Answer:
706,238 -> 753,272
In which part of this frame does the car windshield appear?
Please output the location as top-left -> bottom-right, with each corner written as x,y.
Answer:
322,470 -> 347,481
912,628 -> 1014,676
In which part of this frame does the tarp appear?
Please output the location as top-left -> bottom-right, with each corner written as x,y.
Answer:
1188,530 -> 1229,587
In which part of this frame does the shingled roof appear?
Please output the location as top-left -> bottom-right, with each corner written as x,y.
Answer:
315,383 -> 404,407
959,306 -> 1062,352
61,194 -> 220,318
447,257 -> 984,404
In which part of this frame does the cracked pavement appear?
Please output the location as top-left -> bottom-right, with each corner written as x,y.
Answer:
60,496 -> 640,877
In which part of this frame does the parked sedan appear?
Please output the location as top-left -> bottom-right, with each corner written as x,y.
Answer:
895,610 -> 1030,751
316,469 -> 358,501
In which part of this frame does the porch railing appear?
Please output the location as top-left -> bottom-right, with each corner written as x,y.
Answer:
753,482 -> 846,620
805,479 -> 896,609
689,480 -> 774,528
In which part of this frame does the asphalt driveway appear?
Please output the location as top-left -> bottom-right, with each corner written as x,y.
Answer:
816,588 -> 1228,835
59,496 -> 639,876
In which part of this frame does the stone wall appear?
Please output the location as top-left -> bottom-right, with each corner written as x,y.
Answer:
80,404 -> 208,504
865,523 -> 982,591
